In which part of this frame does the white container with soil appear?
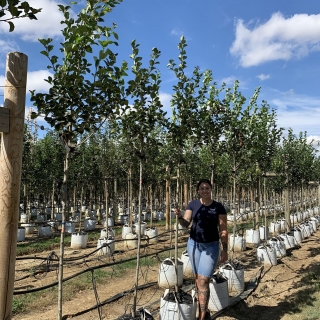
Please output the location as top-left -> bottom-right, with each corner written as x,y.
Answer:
72,211 -> 81,221
38,225 -> 52,237
37,213 -> 46,222
134,221 -> 146,236
219,262 -> 245,294
180,250 -> 194,278
208,272 -> 229,311
124,232 -> 138,249
70,232 -> 88,249
259,225 -> 270,241
158,258 -> 183,288
17,227 -> 26,242
269,221 -> 281,234
47,220 -> 59,231
101,227 -> 115,238
257,244 -> 277,266
156,211 -> 164,221
291,227 -> 303,244
103,217 -> 114,227
122,224 -> 132,239
65,221 -> 76,234
305,221 -> 315,234
159,289 -> 196,320
309,217 -> 319,230
20,213 -> 28,223
299,223 -> 311,238
54,213 -> 63,222
21,223 -> 34,235
268,237 -> 286,258
84,217 -> 96,231
144,227 -> 158,244
277,219 -> 287,232
229,233 -> 246,251
279,232 -> 297,249
118,214 -> 128,225
97,236 -> 115,256
245,228 -> 260,247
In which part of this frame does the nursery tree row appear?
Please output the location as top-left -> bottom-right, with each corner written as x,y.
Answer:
22,0 -> 320,216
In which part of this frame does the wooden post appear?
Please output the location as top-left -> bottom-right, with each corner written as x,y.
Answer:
0,52 -> 28,319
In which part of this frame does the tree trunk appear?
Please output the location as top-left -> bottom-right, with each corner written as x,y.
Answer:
165,165 -> 170,230
132,158 -> 143,317
58,150 -> 70,319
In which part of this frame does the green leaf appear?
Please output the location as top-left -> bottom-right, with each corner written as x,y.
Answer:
99,50 -> 108,60
40,50 -> 49,57
28,13 -> 37,20
30,112 -> 38,119
8,21 -> 14,32
20,1 -> 30,11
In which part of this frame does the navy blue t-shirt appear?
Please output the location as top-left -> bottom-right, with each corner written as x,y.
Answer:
186,199 -> 227,243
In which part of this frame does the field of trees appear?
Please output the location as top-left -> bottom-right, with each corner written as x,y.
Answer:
1,0 -> 320,319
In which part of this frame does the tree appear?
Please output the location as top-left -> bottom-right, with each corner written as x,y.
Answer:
0,0 -> 41,31
120,40 -> 165,317
30,1 -> 126,319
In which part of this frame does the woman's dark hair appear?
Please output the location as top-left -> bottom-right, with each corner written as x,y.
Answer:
197,179 -> 212,190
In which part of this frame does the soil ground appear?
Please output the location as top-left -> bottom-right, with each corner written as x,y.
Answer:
12,223 -> 320,320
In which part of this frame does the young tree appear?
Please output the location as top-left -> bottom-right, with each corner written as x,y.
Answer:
120,40 -> 165,317
30,1 -> 127,319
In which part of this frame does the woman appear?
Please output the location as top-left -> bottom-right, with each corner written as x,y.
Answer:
174,178 -> 228,320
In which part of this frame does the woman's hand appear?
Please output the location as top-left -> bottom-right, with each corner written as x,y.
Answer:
174,207 -> 181,217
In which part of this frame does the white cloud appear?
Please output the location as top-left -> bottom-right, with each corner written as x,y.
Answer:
171,28 -> 184,36
257,74 -> 270,81
221,76 -> 237,86
220,76 -> 248,90
0,40 -> 20,68
0,39 -> 19,56
268,89 -> 320,137
0,0 -> 67,41
170,28 -> 191,41
306,135 -> 320,149
0,70 -> 52,97
0,75 -> 4,96
27,70 -> 53,93
159,92 -> 172,115
230,12 -> 320,67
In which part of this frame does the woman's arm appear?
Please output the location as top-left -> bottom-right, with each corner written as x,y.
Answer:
219,214 -> 228,263
174,208 -> 192,228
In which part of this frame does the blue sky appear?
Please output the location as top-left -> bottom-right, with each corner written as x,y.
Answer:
1,0 -> 320,145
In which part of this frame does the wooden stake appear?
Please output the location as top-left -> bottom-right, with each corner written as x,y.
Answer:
0,52 -> 27,319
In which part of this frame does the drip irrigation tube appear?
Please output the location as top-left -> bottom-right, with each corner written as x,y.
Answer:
13,244 -> 187,295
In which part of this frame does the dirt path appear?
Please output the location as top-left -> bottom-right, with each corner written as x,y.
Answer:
12,226 -> 320,320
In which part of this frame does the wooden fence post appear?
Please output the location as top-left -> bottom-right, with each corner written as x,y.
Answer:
0,52 -> 28,319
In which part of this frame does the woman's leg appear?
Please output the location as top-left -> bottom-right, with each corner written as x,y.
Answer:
195,274 -> 210,320
196,241 -> 220,319
188,240 -> 219,319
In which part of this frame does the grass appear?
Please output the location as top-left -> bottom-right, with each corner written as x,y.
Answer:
16,220 -> 168,256
16,229 -> 107,256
